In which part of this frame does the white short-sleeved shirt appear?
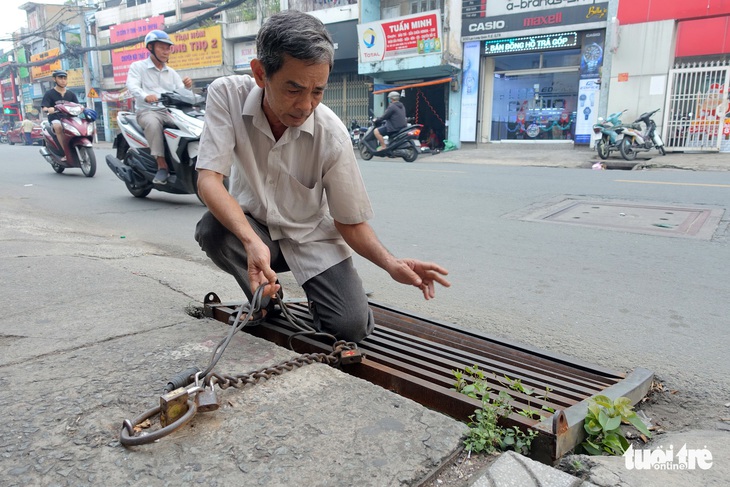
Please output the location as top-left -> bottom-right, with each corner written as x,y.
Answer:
196,75 -> 374,283
126,57 -> 186,112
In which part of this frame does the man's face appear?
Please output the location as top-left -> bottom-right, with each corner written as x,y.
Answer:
55,75 -> 67,87
252,55 -> 329,128
151,42 -> 172,64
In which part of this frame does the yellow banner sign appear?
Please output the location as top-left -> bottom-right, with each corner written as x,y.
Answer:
31,48 -> 62,80
67,68 -> 84,87
168,26 -> 223,71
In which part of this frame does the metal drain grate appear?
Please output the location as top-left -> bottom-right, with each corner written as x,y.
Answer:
203,298 -> 653,462
520,199 -> 724,240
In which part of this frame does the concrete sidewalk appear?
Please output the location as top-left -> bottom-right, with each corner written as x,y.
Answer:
419,142 -> 730,172
3,149 -> 728,486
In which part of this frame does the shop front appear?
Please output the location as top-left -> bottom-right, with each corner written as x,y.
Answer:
460,0 -> 609,144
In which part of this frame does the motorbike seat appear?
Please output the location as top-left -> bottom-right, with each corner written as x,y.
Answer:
121,113 -> 146,137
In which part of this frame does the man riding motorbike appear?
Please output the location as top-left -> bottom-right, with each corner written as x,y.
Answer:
126,29 -> 193,184
41,70 -> 79,161
374,91 -> 407,151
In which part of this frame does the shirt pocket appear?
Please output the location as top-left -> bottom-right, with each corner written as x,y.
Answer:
276,173 -> 325,223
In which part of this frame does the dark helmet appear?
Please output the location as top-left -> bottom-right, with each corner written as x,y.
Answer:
52,70 -> 68,78
144,30 -> 174,49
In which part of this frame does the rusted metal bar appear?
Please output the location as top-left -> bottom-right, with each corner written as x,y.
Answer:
202,298 -> 653,462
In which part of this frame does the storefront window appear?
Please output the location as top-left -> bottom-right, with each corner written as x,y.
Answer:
494,53 -> 540,71
491,71 -> 579,141
542,49 -> 582,68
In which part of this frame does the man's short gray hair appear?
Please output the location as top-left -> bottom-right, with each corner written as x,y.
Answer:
256,10 -> 334,77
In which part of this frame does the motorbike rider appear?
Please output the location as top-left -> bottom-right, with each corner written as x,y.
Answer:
41,70 -> 79,161
373,91 -> 407,150
126,29 -> 193,185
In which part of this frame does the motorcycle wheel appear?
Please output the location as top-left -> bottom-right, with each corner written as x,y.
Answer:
51,162 -> 65,173
359,144 -> 373,161
619,138 -> 637,161
77,146 -> 97,177
0,135 -> 7,144
402,144 -> 419,163
125,180 -> 152,198
596,140 -> 610,160
659,145 -> 666,156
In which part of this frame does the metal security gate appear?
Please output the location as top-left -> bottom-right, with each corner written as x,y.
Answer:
324,72 -> 370,129
662,61 -> 730,152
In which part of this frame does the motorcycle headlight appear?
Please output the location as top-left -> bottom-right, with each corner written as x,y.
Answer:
66,125 -> 81,136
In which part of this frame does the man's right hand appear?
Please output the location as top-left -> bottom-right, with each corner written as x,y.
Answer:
144,94 -> 159,103
244,239 -> 280,299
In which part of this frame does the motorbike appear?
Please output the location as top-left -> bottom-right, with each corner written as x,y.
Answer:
39,102 -> 97,177
619,108 -> 666,160
349,119 -> 366,149
0,127 -> 9,144
359,117 -> 423,163
592,109 -> 627,160
106,91 -> 207,201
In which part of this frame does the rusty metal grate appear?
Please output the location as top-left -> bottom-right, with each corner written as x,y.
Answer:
203,298 -> 653,462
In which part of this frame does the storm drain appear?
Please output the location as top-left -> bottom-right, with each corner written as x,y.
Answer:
203,298 -> 653,462
520,198 -> 724,240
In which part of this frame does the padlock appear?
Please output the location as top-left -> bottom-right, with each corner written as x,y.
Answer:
196,386 -> 220,413
160,387 -> 189,427
340,348 -> 363,365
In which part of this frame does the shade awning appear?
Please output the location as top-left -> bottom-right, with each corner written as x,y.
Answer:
372,77 -> 453,94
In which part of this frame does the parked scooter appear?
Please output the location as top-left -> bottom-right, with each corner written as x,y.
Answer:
39,102 -> 97,177
349,119 -> 366,149
592,109 -> 627,159
359,117 -> 423,162
106,91 -> 207,201
619,108 -> 666,160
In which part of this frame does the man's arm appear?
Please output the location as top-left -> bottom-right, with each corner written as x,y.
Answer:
334,220 -> 450,300
197,170 -> 280,298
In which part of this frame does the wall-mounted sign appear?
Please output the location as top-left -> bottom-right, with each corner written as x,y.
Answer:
233,41 -> 256,71
110,16 -> 164,85
30,48 -> 62,80
357,10 -> 442,62
167,26 -> 223,71
462,2 -> 608,42
484,32 -> 578,55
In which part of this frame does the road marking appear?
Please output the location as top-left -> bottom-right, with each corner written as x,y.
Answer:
615,179 -> 730,188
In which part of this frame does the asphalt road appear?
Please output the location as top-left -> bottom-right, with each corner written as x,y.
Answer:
3,142 -> 729,428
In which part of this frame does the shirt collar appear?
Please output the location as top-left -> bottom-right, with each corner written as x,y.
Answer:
242,85 -> 314,138
143,57 -> 167,72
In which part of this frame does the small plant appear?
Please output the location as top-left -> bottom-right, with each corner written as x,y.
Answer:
579,394 -> 651,456
453,367 -> 538,455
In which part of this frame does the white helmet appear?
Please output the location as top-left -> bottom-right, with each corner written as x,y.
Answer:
388,91 -> 400,100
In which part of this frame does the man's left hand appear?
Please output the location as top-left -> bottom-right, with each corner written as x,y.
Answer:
389,259 -> 451,300
183,77 -> 193,89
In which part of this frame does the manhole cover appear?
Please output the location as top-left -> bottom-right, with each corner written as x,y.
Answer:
520,199 -> 724,240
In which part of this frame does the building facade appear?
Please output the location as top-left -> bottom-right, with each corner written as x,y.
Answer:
460,0 -> 610,145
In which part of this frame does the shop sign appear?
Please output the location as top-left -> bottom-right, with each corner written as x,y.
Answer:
30,49 -> 62,80
167,26 -> 223,71
110,16 -> 164,85
66,68 -> 84,87
357,10 -> 442,62
460,41 -> 481,142
484,32 -> 577,55
462,2 -> 608,42
488,0 -> 603,17
233,41 -> 256,71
